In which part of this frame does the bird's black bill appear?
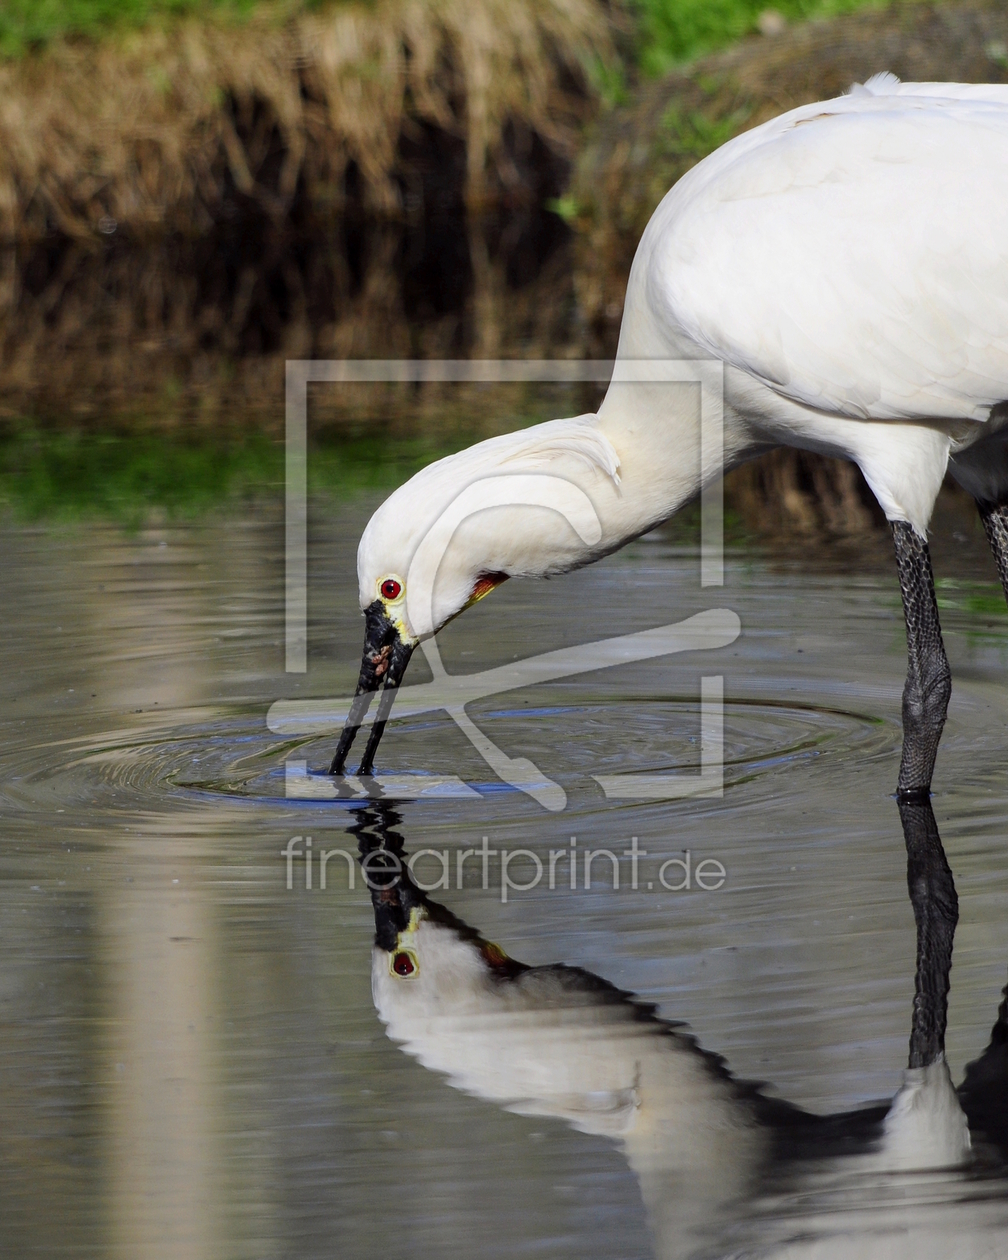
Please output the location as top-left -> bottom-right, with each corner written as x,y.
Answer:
329,601 -> 413,776
350,803 -> 490,953
356,638 -> 414,775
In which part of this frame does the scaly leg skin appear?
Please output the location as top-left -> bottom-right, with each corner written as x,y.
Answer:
978,500 -> 1008,604
891,521 -> 952,798
897,794 -> 958,1068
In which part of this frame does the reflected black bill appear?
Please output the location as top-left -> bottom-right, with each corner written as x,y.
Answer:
348,802 -> 425,948
367,849 -> 427,951
329,601 -> 414,776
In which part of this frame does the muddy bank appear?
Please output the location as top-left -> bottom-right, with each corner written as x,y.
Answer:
0,0 -> 610,421
2,1 -> 1007,536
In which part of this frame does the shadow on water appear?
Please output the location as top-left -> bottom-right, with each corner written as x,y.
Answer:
352,799 -> 1008,1260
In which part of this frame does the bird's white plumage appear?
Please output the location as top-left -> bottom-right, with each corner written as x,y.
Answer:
643,81 -> 1008,425
356,414 -> 621,623
354,77 -> 1008,633
372,911 -> 995,1260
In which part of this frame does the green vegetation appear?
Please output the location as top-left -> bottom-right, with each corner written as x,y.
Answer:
632,0 -> 888,75
0,0 -> 293,56
545,194 -> 582,223
659,103 -> 753,158
0,385 -> 606,520
0,427 -> 282,522
0,422 -> 766,540
1,0 -> 891,69
0,423 -> 510,521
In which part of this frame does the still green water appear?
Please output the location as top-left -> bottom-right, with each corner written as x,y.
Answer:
2,477 -> 1008,1257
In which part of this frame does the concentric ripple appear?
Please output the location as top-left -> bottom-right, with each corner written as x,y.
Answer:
0,711 -> 292,817
0,691 -> 901,817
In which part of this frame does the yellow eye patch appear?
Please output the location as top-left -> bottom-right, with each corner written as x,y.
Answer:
390,948 -> 419,978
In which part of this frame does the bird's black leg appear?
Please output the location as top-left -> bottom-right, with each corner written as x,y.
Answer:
891,521 -> 952,797
977,500 -> 1008,603
897,793 -> 958,1067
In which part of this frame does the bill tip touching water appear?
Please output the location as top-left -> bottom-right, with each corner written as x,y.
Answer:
330,75 -> 1008,810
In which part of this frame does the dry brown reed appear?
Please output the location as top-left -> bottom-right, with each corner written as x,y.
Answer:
3,0 -> 1007,543
0,0 -> 613,424
0,0 -> 611,245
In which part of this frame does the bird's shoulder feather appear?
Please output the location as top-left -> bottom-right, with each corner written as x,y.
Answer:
639,79 -> 1008,423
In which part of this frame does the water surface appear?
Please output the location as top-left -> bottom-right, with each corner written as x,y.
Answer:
2,492 -> 1008,1258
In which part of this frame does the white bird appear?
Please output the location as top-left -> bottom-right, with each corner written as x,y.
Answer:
331,74 -> 1008,801
359,817 -> 1008,1260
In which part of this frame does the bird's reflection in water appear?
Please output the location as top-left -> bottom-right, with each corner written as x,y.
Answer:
349,804 -> 1008,1260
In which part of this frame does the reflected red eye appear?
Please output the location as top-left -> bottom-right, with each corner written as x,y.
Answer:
392,951 -> 415,977
380,579 -> 402,601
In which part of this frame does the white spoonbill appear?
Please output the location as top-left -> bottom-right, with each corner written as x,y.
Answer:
356,806 -> 1006,1260
331,74 -> 1008,801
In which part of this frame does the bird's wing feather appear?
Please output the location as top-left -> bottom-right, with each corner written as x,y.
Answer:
645,89 -> 1008,422
856,71 -> 1008,103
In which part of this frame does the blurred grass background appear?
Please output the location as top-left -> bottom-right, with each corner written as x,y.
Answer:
0,0 -> 268,55
0,394 -> 581,519
0,0 -> 1005,528
1,0 -> 885,65
631,0 -> 886,72
0,423 -> 476,521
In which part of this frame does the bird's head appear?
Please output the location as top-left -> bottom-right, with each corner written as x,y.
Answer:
331,415 -> 621,774
354,471 -> 515,645
361,824 -> 526,1029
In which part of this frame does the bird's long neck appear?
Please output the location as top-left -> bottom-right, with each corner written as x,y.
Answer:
590,374 -> 752,552
588,235 -> 761,552
594,381 -> 706,545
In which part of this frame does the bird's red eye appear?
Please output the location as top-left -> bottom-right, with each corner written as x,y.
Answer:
392,951 -> 416,977
380,579 -> 402,601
